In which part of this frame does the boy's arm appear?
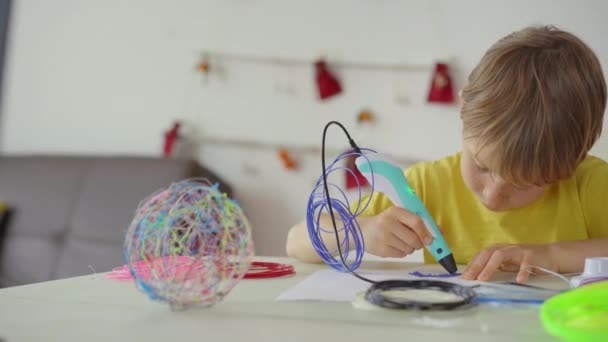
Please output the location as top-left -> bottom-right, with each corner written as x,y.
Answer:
285,217 -> 325,263
286,209 -> 433,263
285,214 -> 375,263
551,237 -> 608,273
462,237 -> 608,283
287,165 -> 426,263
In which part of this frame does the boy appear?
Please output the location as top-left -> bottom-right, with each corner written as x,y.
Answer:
286,25 -> 608,283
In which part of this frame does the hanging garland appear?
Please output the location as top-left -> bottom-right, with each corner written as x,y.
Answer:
168,50 -> 454,170
194,50 -> 456,105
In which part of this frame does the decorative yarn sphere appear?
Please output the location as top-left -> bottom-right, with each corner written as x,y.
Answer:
123,179 -> 254,310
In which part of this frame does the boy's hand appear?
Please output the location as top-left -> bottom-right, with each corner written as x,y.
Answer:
461,243 -> 557,283
362,207 -> 434,258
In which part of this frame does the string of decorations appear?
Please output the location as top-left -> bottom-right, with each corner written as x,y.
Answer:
195,51 -> 456,103
164,50 -> 454,177
197,50 -> 439,71
164,128 -> 419,174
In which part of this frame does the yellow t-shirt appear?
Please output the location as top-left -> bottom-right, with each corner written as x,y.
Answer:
356,152 -> 608,265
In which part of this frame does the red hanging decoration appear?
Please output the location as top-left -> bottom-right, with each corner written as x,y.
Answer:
427,62 -> 455,104
163,121 -> 181,157
345,151 -> 368,190
315,59 -> 342,100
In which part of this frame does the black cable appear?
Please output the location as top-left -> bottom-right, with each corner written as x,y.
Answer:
365,279 -> 477,310
321,121 -> 375,283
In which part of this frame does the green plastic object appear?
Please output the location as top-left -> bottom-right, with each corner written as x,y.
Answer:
541,281 -> 608,341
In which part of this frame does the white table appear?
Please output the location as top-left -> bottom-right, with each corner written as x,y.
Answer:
0,257 -> 565,341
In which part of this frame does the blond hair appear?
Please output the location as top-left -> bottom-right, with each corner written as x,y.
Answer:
461,25 -> 606,186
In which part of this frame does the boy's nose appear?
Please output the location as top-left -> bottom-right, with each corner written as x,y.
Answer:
482,183 -> 509,208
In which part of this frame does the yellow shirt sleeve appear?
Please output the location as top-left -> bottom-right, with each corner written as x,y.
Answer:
578,156 -> 608,238
351,164 -> 424,217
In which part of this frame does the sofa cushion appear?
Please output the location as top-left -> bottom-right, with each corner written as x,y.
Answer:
0,157 -> 90,237
0,155 -> 231,286
0,235 -> 59,286
55,157 -> 208,277
0,157 -> 91,286
53,237 -> 123,279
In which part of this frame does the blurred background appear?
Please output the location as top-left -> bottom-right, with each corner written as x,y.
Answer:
0,0 -> 607,285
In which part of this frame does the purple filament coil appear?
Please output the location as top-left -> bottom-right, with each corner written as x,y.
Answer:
409,271 -> 462,278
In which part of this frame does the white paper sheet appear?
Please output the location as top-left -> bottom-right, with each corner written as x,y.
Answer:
276,267 -> 484,302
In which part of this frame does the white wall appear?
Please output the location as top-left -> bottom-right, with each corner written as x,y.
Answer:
2,0 -> 608,258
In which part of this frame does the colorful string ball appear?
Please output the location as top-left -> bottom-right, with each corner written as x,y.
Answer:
123,179 -> 254,310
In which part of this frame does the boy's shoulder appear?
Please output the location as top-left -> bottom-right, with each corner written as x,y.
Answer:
407,152 -> 461,176
575,154 -> 608,184
406,152 -> 461,185
577,154 -> 608,168
404,153 -> 462,201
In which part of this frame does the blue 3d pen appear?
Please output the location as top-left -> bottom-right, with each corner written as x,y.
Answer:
356,153 -> 458,274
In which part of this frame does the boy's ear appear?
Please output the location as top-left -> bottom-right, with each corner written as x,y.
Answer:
458,90 -> 467,114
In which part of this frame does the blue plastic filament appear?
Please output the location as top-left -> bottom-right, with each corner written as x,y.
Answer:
306,148 -> 376,272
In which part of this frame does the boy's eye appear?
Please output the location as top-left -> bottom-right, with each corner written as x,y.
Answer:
476,164 -> 489,173
513,183 -> 533,190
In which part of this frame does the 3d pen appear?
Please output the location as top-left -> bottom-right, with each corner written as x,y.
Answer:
356,153 -> 458,274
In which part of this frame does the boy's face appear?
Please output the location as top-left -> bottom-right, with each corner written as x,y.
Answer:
460,140 -> 547,211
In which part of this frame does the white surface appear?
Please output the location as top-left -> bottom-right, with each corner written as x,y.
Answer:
276,267 -> 483,302
2,0 -> 608,256
0,257 -> 568,341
